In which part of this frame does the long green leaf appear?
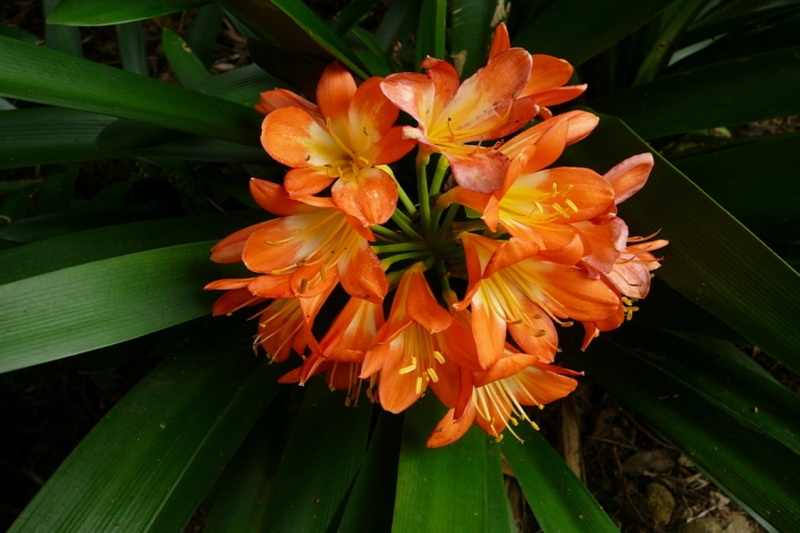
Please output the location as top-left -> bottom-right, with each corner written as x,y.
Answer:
261,381 -> 373,533
203,396 -> 294,533
0,241 -> 244,373
215,0 -> 369,79
563,114 -> 800,373
43,0 -> 82,56
573,337 -> 800,532
337,412 -> 403,533
673,132 -> 800,229
0,36 -> 262,145
48,0 -> 211,25
392,397 -> 491,533
162,28 -> 211,88
450,0 -> 498,77
502,425 -> 620,533
621,328 -> 800,455
116,22 -> 148,75
9,320 -> 283,532
0,211 -> 261,284
415,0 -> 447,66
514,0 -> 677,65
0,108 -> 114,168
591,46 -> 800,138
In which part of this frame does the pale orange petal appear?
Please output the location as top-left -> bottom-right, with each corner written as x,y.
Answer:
316,62 -> 357,122
261,107 -> 343,167
447,149 -> 510,193
604,152 -> 654,204
332,167 -> 398,225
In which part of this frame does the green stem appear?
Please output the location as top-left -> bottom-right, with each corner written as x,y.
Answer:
437,203 -> 460,241
380,250 -> 432,270
391,210 -> 424,241
416,152 -> 432,237
373,241 -> 430,254
429,154 -> 450,197
379,164 -> 417,217
370,224 -> 408,242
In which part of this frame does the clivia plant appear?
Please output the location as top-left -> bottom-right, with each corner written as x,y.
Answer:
1,1 -> 799,532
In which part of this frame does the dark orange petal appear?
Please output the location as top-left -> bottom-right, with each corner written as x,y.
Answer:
284,167 -> 335,197
337,239 -> 388,303
530,85 -> 587,107
261,107 -> 343,167
257,88 -> 320,117
426,404 -> 477,448
372,126 -> 417,165
501,110 -> 598,159
249,178 -> 316,216
247,274 -> 294,299
210,220 -> 271,263
317,62 -> 358,121
406,267 -> 452,333
484,237 -> 541,278
332,167 -> 398,225
469,292 -> 507,369
348,77 -> 400,147
524,55 -> 574,96
211,288 -> 265,316
204,277 -> 255,291
488,23 -> 510,59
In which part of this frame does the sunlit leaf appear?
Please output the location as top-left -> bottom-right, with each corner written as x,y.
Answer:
502,425 -> 620,533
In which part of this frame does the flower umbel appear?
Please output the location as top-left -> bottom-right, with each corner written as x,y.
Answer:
206,23 -> 666,447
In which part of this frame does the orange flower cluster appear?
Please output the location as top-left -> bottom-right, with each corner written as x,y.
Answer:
206,24 -> 666,447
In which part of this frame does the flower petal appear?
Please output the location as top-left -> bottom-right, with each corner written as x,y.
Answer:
261,106 -> 343,167
447,148 -> 510,193
317,62 -> 358,123
332,167 -> 398,225
604,152 -> 654,204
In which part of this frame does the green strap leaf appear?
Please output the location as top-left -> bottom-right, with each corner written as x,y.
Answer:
573,337 -> 800,532
162,28 -> 211,88
0,241 -> 244,373
0,211 -> 262,284
9,320 -> 283,532
502,425 -> 620,533
591,46 -> 800,138
0,108 -> 114,169
450,0 -> 498,77
392,397 -> 491,533
0,36 -> 262,145
116,22 -> 148,75
337,412 -> 404,533
48,0 -> 212,26
673,132 -> 800,233
215,0 -> 369,79
563,114 -> 800,374
415,0 -> 447,66
621,327 -> 800,455
261,382 -> 373,533
514,0 -> 677,66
